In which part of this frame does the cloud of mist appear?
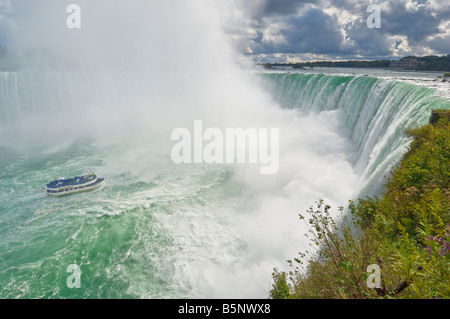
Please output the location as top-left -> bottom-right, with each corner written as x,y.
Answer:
1,0 -> 361,298
221,0 -> 450,62
1,0 -> 280,148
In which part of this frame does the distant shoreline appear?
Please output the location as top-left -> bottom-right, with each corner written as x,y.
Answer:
261,54 -> 450,72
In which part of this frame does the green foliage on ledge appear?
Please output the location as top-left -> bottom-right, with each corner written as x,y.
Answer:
270,116 -> 449,299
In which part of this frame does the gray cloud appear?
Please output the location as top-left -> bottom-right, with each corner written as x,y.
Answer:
262,0 -> 317,16
251,8 -> 345,55
382,1 -> 446,43
231,0 -> 450,61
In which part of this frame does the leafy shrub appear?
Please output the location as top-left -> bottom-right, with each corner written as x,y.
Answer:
270,117 -> 449,299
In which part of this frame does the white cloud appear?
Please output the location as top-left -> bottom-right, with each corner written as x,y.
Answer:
221,0 -> 450,62
0,0 -> 13,13
1,0 -> 449,61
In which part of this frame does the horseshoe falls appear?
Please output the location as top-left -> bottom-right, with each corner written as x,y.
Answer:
259,72 -> 450,196
1,68 -> 448,299
1,2 -> 450,299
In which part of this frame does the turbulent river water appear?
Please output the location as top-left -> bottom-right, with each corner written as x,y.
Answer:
1,66 -> 449,298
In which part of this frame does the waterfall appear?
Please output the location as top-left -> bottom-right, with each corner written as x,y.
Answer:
260,73 -> 450,194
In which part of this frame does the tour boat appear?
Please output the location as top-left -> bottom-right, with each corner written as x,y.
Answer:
46,173 -> 104,197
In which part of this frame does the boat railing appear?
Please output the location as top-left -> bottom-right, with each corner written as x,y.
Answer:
47,174 -> 97,188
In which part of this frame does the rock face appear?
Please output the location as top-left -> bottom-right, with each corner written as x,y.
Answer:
429,110 -> 450,125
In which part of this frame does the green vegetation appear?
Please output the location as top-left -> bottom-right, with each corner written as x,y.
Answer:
292,59 -> 391,69
270,116 -> 449,299
415,55 -> 450,71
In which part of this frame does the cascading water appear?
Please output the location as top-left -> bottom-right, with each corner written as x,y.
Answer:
1,68 -> 448,299
260,72 -> 450,195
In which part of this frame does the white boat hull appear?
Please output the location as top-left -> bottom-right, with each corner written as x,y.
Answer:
47,179 -> 105,197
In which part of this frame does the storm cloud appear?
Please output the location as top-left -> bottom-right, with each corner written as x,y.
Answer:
251,8 -> 346,55
1,0 -> 449,62
225,0 -> 450,62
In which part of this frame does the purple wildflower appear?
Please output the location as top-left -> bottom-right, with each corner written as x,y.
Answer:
440,242 -> 449,256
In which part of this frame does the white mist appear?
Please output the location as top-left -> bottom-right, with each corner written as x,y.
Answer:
1,0 -> 362,298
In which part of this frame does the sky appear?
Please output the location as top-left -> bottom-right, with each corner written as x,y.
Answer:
222,0 -> 450,62
0,0 -> 449,63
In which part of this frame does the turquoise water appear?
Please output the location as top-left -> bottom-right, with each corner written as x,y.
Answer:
1,70 -> 449,298
0,138 -> 242,298
259,72 -> 450,194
